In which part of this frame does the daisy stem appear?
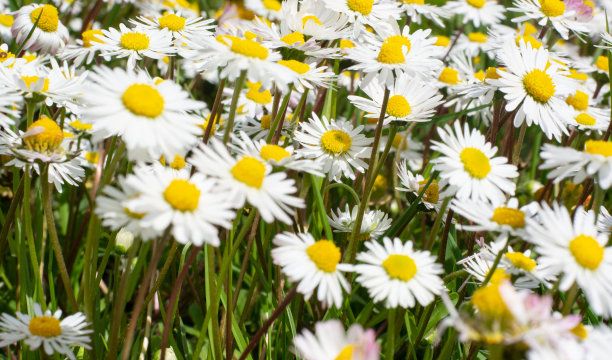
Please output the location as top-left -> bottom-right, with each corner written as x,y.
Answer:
223,70 -> 247,145
267,87 -> 293,144
369,126 -> 398,195
562,282 -> 579,315
41,166 -> 78,312
310,174 -> 334,241
204,78 -> 226,144
512,123 -> 527,166
386,308 -> 397,359
139,240 -> 179,321
0,174 -> 24,258
424,197 -> 450,251
480,239 -> 507,288
322,183 -> 360,206
409,303 -> 434,359
25,100 -> 36,127
346,87 -> 390,263
23,168 -> 45,305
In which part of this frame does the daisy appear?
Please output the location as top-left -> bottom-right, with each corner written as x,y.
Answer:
122,164 -> 235,246
0,303 -> 91,360
596,206 -> 612,235
328,204 -> 392,240
430,122 -> 518,204
245,0 -> 283,20
320,0 -> 400,37
81,66 -> 204,161
293,320 -> 379,360
93,23 -> 175,69
539,140 -> 612,189
0,14 -> 13,43
222,81 -> 274,120
400,0 -> 450,27
0,85 -> 20,128
526,203 -> 612,318
271,232 -> 352,308
396,161 -> 443,211
11,4 -> 69,55
277,59 -> 337,93
348,72 -> 442,126
510,0 -> 591,40
280,0 -> 351,41
382,132 -> 423,169
131,12 -> 214,43
189,139 -> 304,224
451,197 -> 532,237
443,0 -> 506,27
239,112 -> 295,141
294,113 -> 372,182
565,89 -> 610,133
59,29 -> 107,67
354,237 -> 444,308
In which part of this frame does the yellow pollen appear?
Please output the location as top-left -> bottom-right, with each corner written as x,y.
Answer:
163,179 -> 200,212
262,0 -> 282,11
386,35 -> 411,47
260,144 -> 290,162
82,29 -> 104,47
24,117 -> 64,153
386,95 -> 411,118
21,76 -> 49,92
468,32 -> 488,43
231,157 -> 266,188
280,31 -> 305,45
244,31 -> 258,40
166,154 -> 186,169
120,32 -> 150,51
158,14 -> 186,31
30,5 -> 59,32
321,130 -> 352,154
0,14 -> 14,27
566,91 -> 589,111
0,49 -> 14,63
523,69 -> 555,103
505,252 -> 536,271
475,70 -> 486,82
382,254 -> 417,281
595,56 -> 609,72
372,174 -> 388,194
402,0 -> 424,3
392,134 -> 407,149
22,54 -> 36,63
471,284 -> 510,319
302,15 -> 322,27
306,240 -> 341,273
245,82 -> 272,104
571,323 -> 588,339
260,115 -> 272,129
230,38 -> 268,59
584,140 -> 612,157
568,69 -> 588,81
347,0 -> 374,14
340,39 -> 355,49
487,67 -> 503,80
491,207 -> 525,228
569,234 -> 604,270
474,56 -> 481,64
523,22 -> 537,36
70,119 -> 92,131
122,84 -> 164,118
575,113 -> 596,126
584,0 -> 594,8
434,36 -> 450,47
516,35 -> 542,49
418,179 -> 439,204
28,316 -> 62,338
278,59 -> 310,74
460,147 -> 490,179
335,345 -> 355,360
377,42 -> 405,64
438,67 -> 459,84
489,268 -> 510,285
85,152 -> 99,164
539,0 -> 566,17
466,0 -> 485,8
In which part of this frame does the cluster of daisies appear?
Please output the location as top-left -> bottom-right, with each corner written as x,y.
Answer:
0,0 -> 611,358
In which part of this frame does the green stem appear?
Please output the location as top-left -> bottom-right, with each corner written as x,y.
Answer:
310,174 -> 334,240
562,282 -> 579,315
23,168 -> 45,305
266,88 -> 293,143
386,308 -> 397,359
26,101 -> 36,127
223,70 -> 247,144
424,197 -> 450,250
323,183 -> 360,207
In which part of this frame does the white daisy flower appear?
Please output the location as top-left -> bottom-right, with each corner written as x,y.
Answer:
93,23 -> 175,69
239,112 -> 295,141
451,197 -> 532,237
294,113 -> 372,182
596,206 -> 612,235
81,66 -> 204,161
277,59 -> 337,93
431,122 -> 518,204
396,161 -> 443,211
0,303 -> 91,360
245,0 -> 284,20
59,29 -> 107,67
271,232 -> 352,308
320,0 -> 400,37
328,204 -> 392,240
564,89 -> 610,133
130,12 -> 214,43
189,139 -> 304,224
400,0 -> 450,27
0,14 -> 14,43
354,237 -> 444,308
11,4 -> 69,55
222,81 -> 274,120
381,132 -> 422,169
510,0 -> 591,40
539,140 -> 612,189
443,0 -> 506,27
526,203 -> 612,318
281,0 -> 352,41
293,320 -> 379,360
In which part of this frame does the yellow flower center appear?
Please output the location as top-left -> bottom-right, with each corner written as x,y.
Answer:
539,0 -> 566,17
262,0 -> 282,11
382,254 -> 417,281
347,0 -> 373,14
124,206 -> 145,219
571,323 -> 588,339
163,179 -> 199,212
568,69 -> 588,81
85,152 -> 99,164
21,76 -> 49,92
575,113 -> 596,126
566,90 -> 589,111
24,117 -> 64,153
280,31 -> 305,45
321,130 -> 352,154
402,0 -> 425,3
466,0 -> 485,8
584,140 -> 612,157
231,157 -> 266,188
306,240 -> 341,273
391,134 -> 407,150
438,67 -> 459,84
475,70 -> 486,82
260,114 -> 272,129
70,119 -> 92,131
30,5 -> 59,32
230,38 -> 268,59
340,39 -> 355,49
523,69 -> 555,103
122,84 -> 164,118
386,95 -> 411,118
302,15 -> 322,27
334,345 -> 355,360
260,144 -> 291,162
505,252 -> 536,271
82,29 -> 104,47
120,32 -> 150,51
28,316 -> 62,338
158,14 -> 186,31
245,82 -> 272,104
489,268 -> 510,284
460,147 -> 491,179
569,234 -> 604,270
471,284 -> 510,319
491,207 -> 525,228
584,0 -> 594,8
435,36 -> 450,47
516,35 -> 542,49
278,59 -> 309,74
468,32 -> 488,43
377,42 -> 407,64
595,56 -> 609,72
418,179 -> 439,204
160,154 -> 186,169
0,14 -> 14,27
